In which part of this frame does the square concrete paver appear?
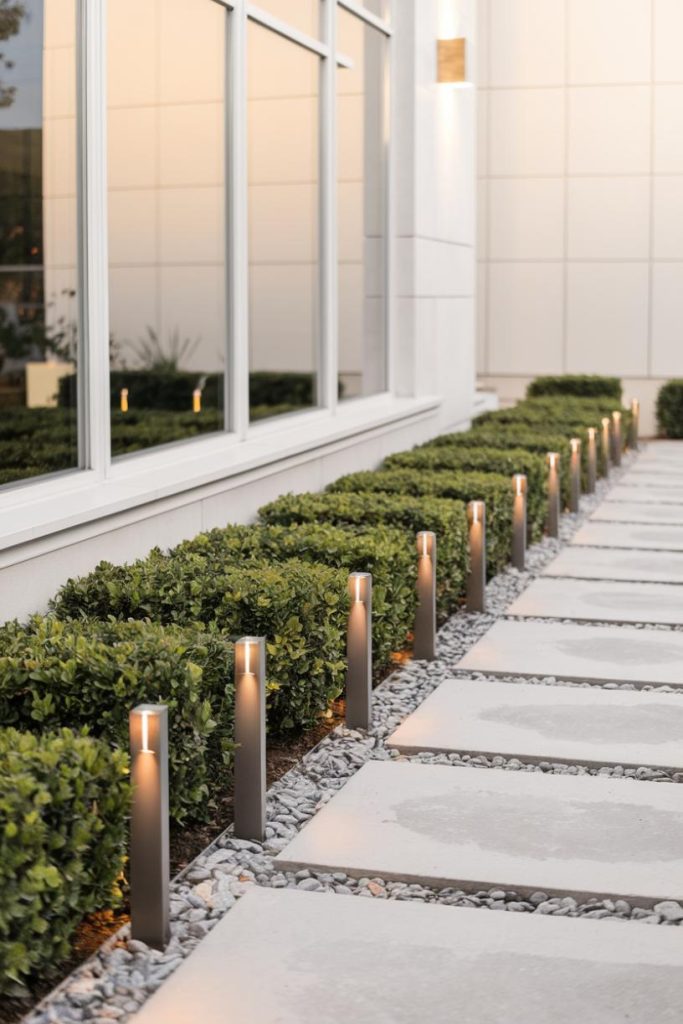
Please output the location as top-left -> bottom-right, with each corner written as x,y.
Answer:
607,485 -> 683,505
572,521 -> 683,551
276,761 -> 683,902
130,887 -> 683,1024
508,576 -> 683,626
388,677 -> 683,770
542,546 -> 683,584
618,473 -> 683,491
456,619 -> 683,688
591,502 -> 683,526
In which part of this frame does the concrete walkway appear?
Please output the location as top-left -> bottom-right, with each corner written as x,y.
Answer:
131,441 -> 683,1024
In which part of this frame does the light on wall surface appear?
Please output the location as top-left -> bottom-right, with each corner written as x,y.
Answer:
437,37 -> 468,85
346,572 -> 373,731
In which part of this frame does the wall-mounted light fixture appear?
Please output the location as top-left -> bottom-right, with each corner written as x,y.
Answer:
511,476 -> 527,572
601,417 -> 612,476
467,501 -> 487,611
414,531 -> 436,661
586,428 -> 597,494
437,37 -> 467,85
611,411 -> 622,467
346,572 -> 372,731
120,388 -> 129,413
234,637 -> 266,842
569,439 -> 582,514
546,452 -> 561,538
129,704 -> 170,950
630,399 -> 640,451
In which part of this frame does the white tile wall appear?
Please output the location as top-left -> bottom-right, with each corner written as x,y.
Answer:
478,0 -> 683,418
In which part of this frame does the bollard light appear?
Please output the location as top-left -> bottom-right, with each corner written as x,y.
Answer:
511,475 -> 527,572
546,452 -> 561,538
414,531 -> 436,661
586,427 -> 597,494
630,398 -> 640,450
193,388 -> 202,414
467,501 -> 487,611
129,704 -> 170,950
611,411 -> 622,467
569,438 -> 582,513
120,388 -> 129,413
601,417 -> 612,476
234,637 -> 266,842
346,572 -> 373,731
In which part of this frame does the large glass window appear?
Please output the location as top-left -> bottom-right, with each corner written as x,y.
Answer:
337,7 -> 388,401
252,1 -> 320,38
107,0 -> 227,457
247,21 -> 320,422
0,0 -> 79,487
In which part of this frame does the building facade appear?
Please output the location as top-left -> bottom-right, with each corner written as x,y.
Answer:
0,0 -> 479,620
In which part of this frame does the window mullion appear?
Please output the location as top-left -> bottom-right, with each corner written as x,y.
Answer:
320,0 -> 338,412
228,1 -> 250,439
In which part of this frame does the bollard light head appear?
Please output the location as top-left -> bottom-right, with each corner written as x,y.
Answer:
546,452 -> 560,470
587,426 -> 596,441
612,410 -> 622,425
631,397 -> 640,414
467,500 -> 486,525
348,571 -> 372,604
570,437 -> 581,455
601,417 -> 610,430
416,531 -> 436,559
512,474 -> 528,497
235,636 -> 264,678
130,704 -> 166,757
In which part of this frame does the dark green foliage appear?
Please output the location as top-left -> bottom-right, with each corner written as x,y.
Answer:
526,375 -> 622,401
656,381 -> 683,439
258,491 -> 469,618
0,727 -> 129,996
52,553 -> 348,735
176,523 -> 416,667
0,617 -> 234,825
383,446 -> 547,542
328,469 -> 514,576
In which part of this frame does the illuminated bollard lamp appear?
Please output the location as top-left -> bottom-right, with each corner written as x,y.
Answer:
346,572 -> 373,730
546,452 -> 561,538
630,398 -> 640,450
569,438 -> 582,513
129,704 -> 170,950
611,410 -> 622,467
234,637 -> 266,842
414,531 -> 436,661
511,475 -> 527,572
601,417 -> 612,476
467,501 -> 487,612
586,427 -> 597,494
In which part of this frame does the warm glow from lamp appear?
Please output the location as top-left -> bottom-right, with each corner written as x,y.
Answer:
548,452 -> 559,469
140,710 -> 152,754
437,38 -> 467,84
355,575 -> 361,603
588,427 -> 596,440
570,438 -> 581,455
120,388 -> 129,413
514,474 -> 525,497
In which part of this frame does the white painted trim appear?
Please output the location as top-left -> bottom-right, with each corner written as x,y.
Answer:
246,4 -> 331,56
320,0 -> 338,414
229,2 -> 250,439
338,0 -> 392,36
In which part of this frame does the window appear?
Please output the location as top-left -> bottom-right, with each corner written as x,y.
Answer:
107,0 -> 228,457
0,0 -> 79,487
252,0 -> 320,39
337,7 -> 389,400
247,21 -> 321,422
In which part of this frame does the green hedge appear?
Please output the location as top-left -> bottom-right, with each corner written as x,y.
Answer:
526,375 -> 622,401
52,554 -> 348,735
0,728 -> 129,996
328,469 -> 513,577
175,523 -> 415,668
383,446 -> 547,543
258,491 -> 469,618
657,381 -> 683,439
0,617 -> 234,825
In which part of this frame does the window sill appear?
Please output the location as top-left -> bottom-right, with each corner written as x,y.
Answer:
0,394 -> 442,555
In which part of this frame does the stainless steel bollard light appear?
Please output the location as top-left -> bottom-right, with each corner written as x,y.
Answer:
346,572 -> 373,731
466,501 -> 487,612
234,637 -> 266,842
601,417 -> 612,476
546,452 -> 561,538
414,531 -> 436,661
630,398 -> 640,450
612,410 -> 622,467
569,438 -> 582,513
511,475 -> 527,571
586,427 -> 597,494
129,704 -> 170,950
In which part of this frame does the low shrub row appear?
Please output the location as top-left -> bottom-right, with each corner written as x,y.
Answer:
526,374 -> 622,401
657,381 -> 683,439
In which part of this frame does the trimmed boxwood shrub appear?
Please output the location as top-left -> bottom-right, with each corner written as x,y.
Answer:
328,469 -> 514,577
526,375 -> 622,401
0,617 -> 234,825
52,553 -> 348,735
258,491 -> 469,618
0,727 -> 129,996
383,446 -> 547,542
657,381 -> 683,438
175,523 -> 415,668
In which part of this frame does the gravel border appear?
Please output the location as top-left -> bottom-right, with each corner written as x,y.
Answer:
24,447 -> 683,1024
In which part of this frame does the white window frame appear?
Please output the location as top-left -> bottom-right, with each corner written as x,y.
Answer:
0,0 -> 442,554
